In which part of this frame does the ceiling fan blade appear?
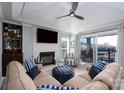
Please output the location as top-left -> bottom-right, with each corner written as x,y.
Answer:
70,2 -> 78,13
74,14 -> 84,20
57,14 -> 70,19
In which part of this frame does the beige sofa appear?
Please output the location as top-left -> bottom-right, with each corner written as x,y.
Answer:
3,61 -> 122,90
4,61 -> 61,90
64,62 -> 122,90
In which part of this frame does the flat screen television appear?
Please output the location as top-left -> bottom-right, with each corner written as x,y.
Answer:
37,28 -> 58,43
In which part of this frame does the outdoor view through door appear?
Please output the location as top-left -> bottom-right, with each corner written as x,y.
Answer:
97,35 -> 117,63
79,35 -> 117,63
80,37 -> 94,63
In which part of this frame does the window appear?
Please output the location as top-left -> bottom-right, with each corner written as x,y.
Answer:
61,38 -> 69,59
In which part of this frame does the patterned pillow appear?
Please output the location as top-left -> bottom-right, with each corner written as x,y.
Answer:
23,58 -> 36,72
24,58 -> 40,79
89,61 -> 106,79
37,84 -> 79,90
27,66 -> 40,79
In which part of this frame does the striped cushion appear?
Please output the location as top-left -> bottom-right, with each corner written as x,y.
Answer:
52,65 -> 74,75
52,65 -> 74,84
89,61 -> 106,79
37,84 -> 79,90
27,66 -> 40,79
23,58 -> 36,72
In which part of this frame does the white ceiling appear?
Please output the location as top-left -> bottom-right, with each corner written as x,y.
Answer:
1,2 -> 124,34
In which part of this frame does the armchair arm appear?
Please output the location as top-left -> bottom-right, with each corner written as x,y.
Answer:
36,64 -> 43,70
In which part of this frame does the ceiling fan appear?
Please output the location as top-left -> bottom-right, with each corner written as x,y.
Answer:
57,2 -> 84,20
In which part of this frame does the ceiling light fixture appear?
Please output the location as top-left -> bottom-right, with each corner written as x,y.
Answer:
70,13 -> 74,17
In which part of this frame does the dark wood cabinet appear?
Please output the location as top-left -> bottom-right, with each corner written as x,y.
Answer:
2,53 -> 23,76
2,22 -> 23,76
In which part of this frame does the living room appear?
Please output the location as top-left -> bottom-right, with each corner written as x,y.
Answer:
0,1 -> 124,91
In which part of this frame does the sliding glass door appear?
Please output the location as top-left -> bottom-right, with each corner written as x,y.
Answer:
97,35 -> 117,63
78,34 -> 117,64
79,37 -> 95,63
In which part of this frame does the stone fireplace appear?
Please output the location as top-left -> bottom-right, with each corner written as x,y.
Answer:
39,51 -> 56,66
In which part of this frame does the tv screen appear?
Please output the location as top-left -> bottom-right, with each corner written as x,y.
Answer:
37,28 -> 58,43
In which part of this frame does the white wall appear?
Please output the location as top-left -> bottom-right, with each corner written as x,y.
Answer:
32,27 -> 61,60
117,27 -> 124,77
23,24 -> 33,61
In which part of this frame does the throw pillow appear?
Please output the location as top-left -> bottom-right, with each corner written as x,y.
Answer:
27,66 -> 40,79
89,61 -> 106,79
37,84 -> 79,90
23,58 -> 36,72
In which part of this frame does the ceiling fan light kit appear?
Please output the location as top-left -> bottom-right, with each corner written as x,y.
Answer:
70,13 -> 74,17
57,2 -> 84,20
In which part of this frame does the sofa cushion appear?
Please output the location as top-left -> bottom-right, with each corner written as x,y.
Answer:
78,71 -> 92,82
38,84 -> 79,90
81,81 -> 109,90
15,61 -> 26,72
89,61 -> 106,79
93,62 -> 120,89
19,71 -> 37,90
33,75 -> 61,87
33,70 -> 50,81
7,61 -> 26,81
63,76 -> 90,89
7,61 -> 36,90
8,79 -> 25,90
27,66 -> 40,79
36,64 -> 43,70
8,64 -> 20,81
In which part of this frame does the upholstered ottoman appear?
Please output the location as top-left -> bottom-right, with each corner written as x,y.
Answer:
52,65 -> 74,84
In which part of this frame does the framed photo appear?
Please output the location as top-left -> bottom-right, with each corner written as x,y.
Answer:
61,41 -> 67,48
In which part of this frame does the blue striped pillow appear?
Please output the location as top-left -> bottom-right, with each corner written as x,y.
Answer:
27,66 -> 40,79
37,84 -> 79,90
89,61 -> 106,79
23,58 -> 36,72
